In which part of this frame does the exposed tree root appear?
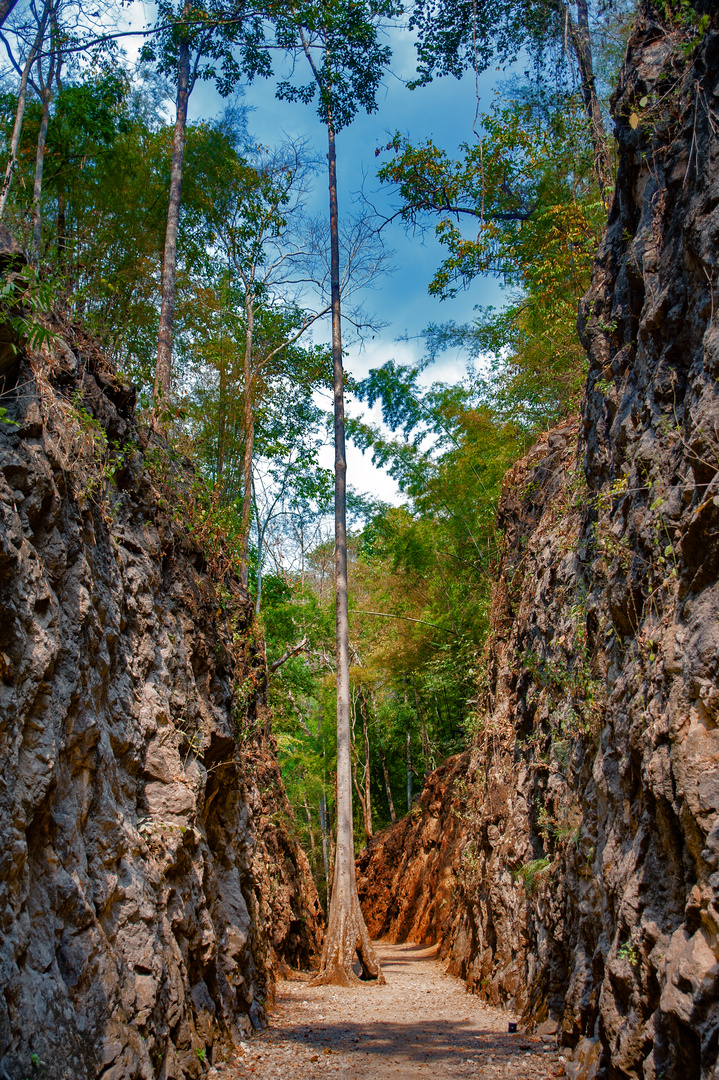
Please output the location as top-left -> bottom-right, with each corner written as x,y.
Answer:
309,884 -> 385,987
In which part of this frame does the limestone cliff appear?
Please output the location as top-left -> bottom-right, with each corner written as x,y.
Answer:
358,5 -> 719,1078
0,317 -> 321,1079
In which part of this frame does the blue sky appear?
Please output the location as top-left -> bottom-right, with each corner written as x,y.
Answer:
121,4 -> 509,503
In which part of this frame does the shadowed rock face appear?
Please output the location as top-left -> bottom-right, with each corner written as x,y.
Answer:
0,325 -> 321,1079
358,6 -> 719,1078
0,224 -> 27,386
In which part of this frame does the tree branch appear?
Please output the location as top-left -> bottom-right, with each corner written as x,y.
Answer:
351,609 -> 457,635
269,636 -> 309,673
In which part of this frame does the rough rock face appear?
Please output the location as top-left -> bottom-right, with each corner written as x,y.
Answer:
358,6 -> 719,1078
0,324 -> 321,1080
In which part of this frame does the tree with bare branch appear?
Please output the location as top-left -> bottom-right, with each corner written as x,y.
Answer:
275,0 -> 398,987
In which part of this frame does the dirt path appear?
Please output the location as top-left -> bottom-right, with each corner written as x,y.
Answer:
212,942 -> 565,1079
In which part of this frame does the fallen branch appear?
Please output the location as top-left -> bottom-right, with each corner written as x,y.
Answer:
351,609 -> 457,636
269,636 -> 309,674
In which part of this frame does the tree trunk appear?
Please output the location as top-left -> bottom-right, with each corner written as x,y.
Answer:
31,86 -> 51,264
371,688 -> 396,824
57,190 -> 66,271
217,358 -> 226,484
0,0 -> 19,27
406,728 -> 412,812
363,710 -> 372,838
28,3 -> 58,264
0,3 -> 49,221
302,794 -> 317,867
351,745 -> 367,839
319,791 -> 331,904
255,560 -> 263,613
413,676 -> 430,772
255,520 -> 264,615
153,35 -> 191,418
435,699 -> 444,742
217,266 -> 231,486
239,294 -> 254,590
360,693 -> 372,839
380,749 -> 396,823
567,0 -> 613,200
329,803 -> 336,889
351,727 -> 373,844
308,103 -> 383,988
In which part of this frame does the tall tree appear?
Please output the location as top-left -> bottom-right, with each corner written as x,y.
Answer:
376,89 -> 605,423
275,0 -> 396,986
567,0 -> 612,196
0,0 -> 52,219
145,0 -> 271,422
206,144 -> 330,588
0,0 -> 122,248
408,0 -> 620,199
29,0 -> 60,261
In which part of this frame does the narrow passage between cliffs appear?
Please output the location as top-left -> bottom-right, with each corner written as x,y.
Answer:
214,942 -> 565,1079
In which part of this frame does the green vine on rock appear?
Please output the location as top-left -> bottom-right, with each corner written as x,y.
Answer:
0,265 -> 57,352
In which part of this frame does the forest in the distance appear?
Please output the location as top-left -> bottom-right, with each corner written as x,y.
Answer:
1,0 -> 701,908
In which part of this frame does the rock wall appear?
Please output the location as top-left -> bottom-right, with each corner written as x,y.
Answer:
0,320 -> 321,1080
357,753 -> 469,946
358,6 -> 719,1078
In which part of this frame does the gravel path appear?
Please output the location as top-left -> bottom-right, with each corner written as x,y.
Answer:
212,942 -> 566,1079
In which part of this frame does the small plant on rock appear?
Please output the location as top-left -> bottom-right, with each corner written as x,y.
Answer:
513,856 -> 551,893
618,941 -> 640,966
